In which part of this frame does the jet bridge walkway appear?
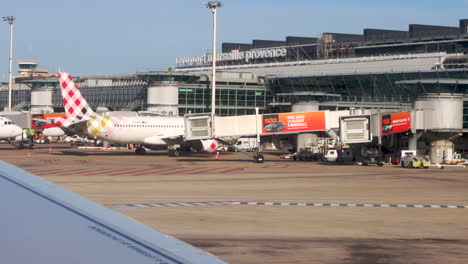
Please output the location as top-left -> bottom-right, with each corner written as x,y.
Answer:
183,111 -> 334,163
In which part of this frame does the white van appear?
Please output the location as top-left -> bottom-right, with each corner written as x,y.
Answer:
231,137 -> 258,152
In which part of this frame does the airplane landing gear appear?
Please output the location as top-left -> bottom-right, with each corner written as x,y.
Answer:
135,147 -> 147,155
168,148 -> 181,157
168,144 -> 182,157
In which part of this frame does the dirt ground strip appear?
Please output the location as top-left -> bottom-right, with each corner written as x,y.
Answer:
1,143 -> 468,264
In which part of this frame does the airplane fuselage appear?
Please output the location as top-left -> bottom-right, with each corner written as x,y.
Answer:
70,115 -> 185,145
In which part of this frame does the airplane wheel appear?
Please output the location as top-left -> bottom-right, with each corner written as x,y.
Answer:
169,149 -> 180,157
409,162 -> 414,168
173,149 -> 180,157
135,147 -> 146,155
377,162 -> 384,166
400,162 -> 405,168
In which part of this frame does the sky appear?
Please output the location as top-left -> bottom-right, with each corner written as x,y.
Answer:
1,0 -> 468,80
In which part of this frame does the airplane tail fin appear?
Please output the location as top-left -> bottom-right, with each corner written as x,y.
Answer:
54,72 -> 95,127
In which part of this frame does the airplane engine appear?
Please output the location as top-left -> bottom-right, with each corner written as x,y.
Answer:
200,139 -> 218,153
43,127 -> 65,137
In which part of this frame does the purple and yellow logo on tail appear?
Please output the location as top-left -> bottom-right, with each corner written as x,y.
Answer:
87,115 -> 114,137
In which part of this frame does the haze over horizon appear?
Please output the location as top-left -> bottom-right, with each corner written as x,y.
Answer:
1,0 -> 467,80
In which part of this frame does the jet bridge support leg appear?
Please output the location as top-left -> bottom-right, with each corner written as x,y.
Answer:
254,152 -> 264,163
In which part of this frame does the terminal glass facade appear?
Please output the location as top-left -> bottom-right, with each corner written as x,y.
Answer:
52,84 -> 146,111
268,69 -> 468,119
40,78 -> 271,116
0,85 -> 31,111
269,69 -> 468,101
177,82 -> 271,116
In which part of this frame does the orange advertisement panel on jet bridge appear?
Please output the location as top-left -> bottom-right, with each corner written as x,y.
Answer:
381,111 -> 411,135
262,111 -> 326,134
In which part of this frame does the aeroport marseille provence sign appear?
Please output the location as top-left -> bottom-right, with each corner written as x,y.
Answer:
175,47 -> 287,66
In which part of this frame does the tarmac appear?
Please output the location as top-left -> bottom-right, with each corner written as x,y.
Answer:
2,142 -> 468,264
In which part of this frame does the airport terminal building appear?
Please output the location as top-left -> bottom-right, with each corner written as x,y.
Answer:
1,18 -> 468,155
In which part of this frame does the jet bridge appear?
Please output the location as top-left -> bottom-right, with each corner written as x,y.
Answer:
184,113 -> 264,162
185,107 -> 462,164
184,111 -> 333,162
184,111 -> 332,140
184,109 -> 407,163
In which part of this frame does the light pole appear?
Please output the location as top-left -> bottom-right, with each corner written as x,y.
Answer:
205,1 -> 222,137
3,16 -> 15,112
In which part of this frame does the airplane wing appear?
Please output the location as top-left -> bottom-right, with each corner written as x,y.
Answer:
0,161 -> 228,264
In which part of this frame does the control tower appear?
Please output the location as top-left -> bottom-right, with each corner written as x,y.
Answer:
17,61 -> 56,79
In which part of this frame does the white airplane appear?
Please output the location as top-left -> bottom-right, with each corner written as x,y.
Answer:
53,72 -> 217,156
0,116 -> 23,139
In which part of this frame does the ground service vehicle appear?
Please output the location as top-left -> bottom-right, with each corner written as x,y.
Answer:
292,148 -> 322,161
325,149 -> 338,162
361,148 -> 384,166
229,138 -> 258,152
401,156 -> 430,168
